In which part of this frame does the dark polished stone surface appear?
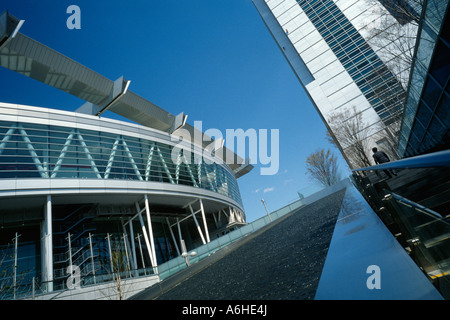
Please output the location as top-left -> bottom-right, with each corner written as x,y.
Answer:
154,189 -> 347,300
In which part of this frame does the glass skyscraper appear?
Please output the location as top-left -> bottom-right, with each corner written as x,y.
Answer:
252,0 -> 418,168
397,0 -> 450,157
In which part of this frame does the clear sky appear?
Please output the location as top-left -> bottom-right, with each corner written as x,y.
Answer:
0,0 -> 350,222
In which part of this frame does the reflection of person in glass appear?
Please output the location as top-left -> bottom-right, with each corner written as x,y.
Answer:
372,147 -> 397,179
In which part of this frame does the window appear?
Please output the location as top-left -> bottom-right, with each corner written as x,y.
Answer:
416,101 -> 434,128
378,0 -> 418,25
429,40 -> 450,87
0,121 -> 242,204
435,92 -> 450,127
422,76 -> 443,110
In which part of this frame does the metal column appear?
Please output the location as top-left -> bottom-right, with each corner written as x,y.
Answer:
88,233 -> 96,284
189,204 -> 206,245
128,218 -> 138,274
136,233 -> 146,271
41,195 -> 53,292
166,217 -> 181,256
105,233 -> 114,275
177,218 -> 183,249
144,195 -> 158,268
189,205 -> 206,244
187,199 -> 210,245
13,232 -> 21,299
199,199 -> 210,243
135,202 -> 156,269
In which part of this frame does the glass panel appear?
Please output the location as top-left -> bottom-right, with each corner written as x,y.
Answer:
427,116 -> 447,141
435,92 -> 450,127
422,131 -> 438,151
424,0 -> 448,33
408,130 -> 421,151
416,101 -> 434,128
0,120 -> 243,204
384,193 -> 450,286
409,61 -> 427,103
429,40 -> 450,86
422,76 -> 443,111
417,22 -> 438,68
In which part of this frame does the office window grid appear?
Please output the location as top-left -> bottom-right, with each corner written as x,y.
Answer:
297,0 -> 406,124
398,0 -> 449,157
403,78 -> 449,156
0,121 -> 242,205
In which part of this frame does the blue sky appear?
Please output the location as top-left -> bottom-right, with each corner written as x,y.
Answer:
0,1 -> 350,222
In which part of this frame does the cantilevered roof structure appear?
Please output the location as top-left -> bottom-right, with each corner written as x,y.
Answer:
0,10 -> 253,178
0,10 -> 254,299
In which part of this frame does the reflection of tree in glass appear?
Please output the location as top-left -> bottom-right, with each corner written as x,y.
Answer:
306,149 -> 340,187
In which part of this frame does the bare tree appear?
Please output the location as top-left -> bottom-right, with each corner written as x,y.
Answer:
99,234 -> 134,300
0,239 -> 31,300
0,243 -> 14,299
305,149 -> 340,187
369,0 -> 423,25
327,107 -> 373,169
110,249 -> 128,300
363,0 -> 424,89
373,118 -> 402,160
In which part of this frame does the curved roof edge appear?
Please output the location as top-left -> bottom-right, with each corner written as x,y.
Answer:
0,10 -> 253,177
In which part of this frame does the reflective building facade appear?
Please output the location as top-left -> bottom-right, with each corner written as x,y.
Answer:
0,111 -> 242,204
252,0 -> 417,167
398,0 -> 450,157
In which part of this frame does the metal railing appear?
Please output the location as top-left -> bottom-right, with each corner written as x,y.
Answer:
5,201 -> 295,301
351,149 -> 450,299
0,262 -> 158,300
383,193 -> 450,281
154,195 -> 307,282
353,149 -> 450,172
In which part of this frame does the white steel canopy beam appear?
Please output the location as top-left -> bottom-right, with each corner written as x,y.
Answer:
183,154 -> 199,187
18,127 -> 48,178
145,143 -> 156,181
186,199 -> 210,245
144,195 -> 158,268
104,137 -> 120,179
135,202 -> 155,269
0,11 -> 25,48
127,217 -> 138,273
121,139 -> 143,181
76,132 -> 102,179
155,146 -> 174,184
0,125 -> 16,152
189,204 -> 206,245
0,124 -> 48,178
199,199 -> 210,243
51,129 -> 102,179
0,12 -> 252,174
166,217 -> 181,256
51,130 -> 76,178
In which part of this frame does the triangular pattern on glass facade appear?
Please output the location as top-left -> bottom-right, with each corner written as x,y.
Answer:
0,120 -> 243,206
0,125 -> 47,178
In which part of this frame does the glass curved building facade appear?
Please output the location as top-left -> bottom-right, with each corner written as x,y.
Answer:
0,118 -> 242,206
0,9 -> 251,300
0,103 -> 247,299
